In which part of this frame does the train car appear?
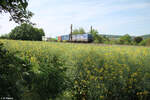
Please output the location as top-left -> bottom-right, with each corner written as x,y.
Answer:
71,33 -> 92,42
56,33 -> 93,42
72,34 -> 77,42
61,35 -> 69,41
84,33 -> 93,42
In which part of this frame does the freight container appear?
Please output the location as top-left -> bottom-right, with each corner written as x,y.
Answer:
58,36 -> 61,41
72,35 -> 77,41
61,35 -> 69,41
56,37 -> 58,40
75,34 -> 80,41
73,33 -> 93,42
81,34 -> 86,41
82,34 -> 92,42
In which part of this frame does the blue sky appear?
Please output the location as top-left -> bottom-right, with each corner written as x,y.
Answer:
0,0 -> 150,37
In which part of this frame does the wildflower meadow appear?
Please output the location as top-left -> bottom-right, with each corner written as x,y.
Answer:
0,39 -> 150,100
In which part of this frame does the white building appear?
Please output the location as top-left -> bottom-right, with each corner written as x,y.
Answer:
42,36 -> 48,41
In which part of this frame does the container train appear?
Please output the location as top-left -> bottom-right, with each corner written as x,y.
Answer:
56,33 -> 93,42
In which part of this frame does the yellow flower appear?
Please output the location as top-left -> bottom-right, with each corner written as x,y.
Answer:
129,86 -> 132,89
143,90 -> 149,95
90,75 -> 94,80
75,81 -> 78,84
99,76 -> 103,80
87,70 -> 90,74
100,96 -> 104,99
131,72 -> 137,77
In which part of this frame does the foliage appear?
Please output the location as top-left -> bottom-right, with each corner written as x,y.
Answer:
47,38 -> 57,42
9,23 -> 45,41
139,38 -> 150,46
139,39 -> 147,46
118,34 -> 132,44
0,41 -> 68,100
134,37 -> 143,44
90,29 -> 103,43
0,34 -> 9,39
0,0 -> 33,23
146,38 -> 150,46
141,34 -> 150,39
1,40 -> 150,100
0,42 -> 32,100
72,28 -> 85,34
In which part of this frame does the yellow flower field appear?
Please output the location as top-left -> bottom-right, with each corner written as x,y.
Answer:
0,39 -> 150,100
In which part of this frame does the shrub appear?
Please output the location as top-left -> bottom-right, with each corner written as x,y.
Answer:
146,38 -> 150,46
139,38 -> 150,46
93,39 -> 100,43
139,39 -> 147,46
134,37 -> 143,44
0,42 -> 32,100
118,34 -> 132,45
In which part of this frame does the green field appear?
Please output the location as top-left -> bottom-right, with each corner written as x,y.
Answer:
1,39 -> 150,100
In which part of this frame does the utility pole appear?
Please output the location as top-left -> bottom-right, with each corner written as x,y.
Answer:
90,26 -> 93,33
70,24 -> 73,41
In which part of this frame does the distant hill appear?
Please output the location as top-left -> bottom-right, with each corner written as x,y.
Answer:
100,34 -> 150,40
101,34 -> 122,39
141,34 -> 150,39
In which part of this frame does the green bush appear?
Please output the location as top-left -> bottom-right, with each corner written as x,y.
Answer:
146,38 -> 150,46
118,34 -> 132,45
134,37 -> 143,44
0,42 -> 32,100
139,39 -> 147,46
139,38 -> 150,46
93,39 -> 100,43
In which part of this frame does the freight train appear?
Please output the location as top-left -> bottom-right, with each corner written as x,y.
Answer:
56,33 -> 93,42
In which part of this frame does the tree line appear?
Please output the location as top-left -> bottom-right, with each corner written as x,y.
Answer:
1,25 -> 150,46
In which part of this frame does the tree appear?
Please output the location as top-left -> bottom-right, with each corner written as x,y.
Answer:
119,34 -> 132,44
0,0 -> 33,23
9,23 -> 45,41
0,34 -> 9,39
134,37 -> 143,44
89,29 -> 103,43
72,28 -> 85,34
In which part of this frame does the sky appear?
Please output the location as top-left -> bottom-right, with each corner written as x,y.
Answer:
0,0 -> 150,37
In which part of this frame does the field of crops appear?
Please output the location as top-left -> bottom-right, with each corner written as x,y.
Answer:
1,39 -> 150,100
